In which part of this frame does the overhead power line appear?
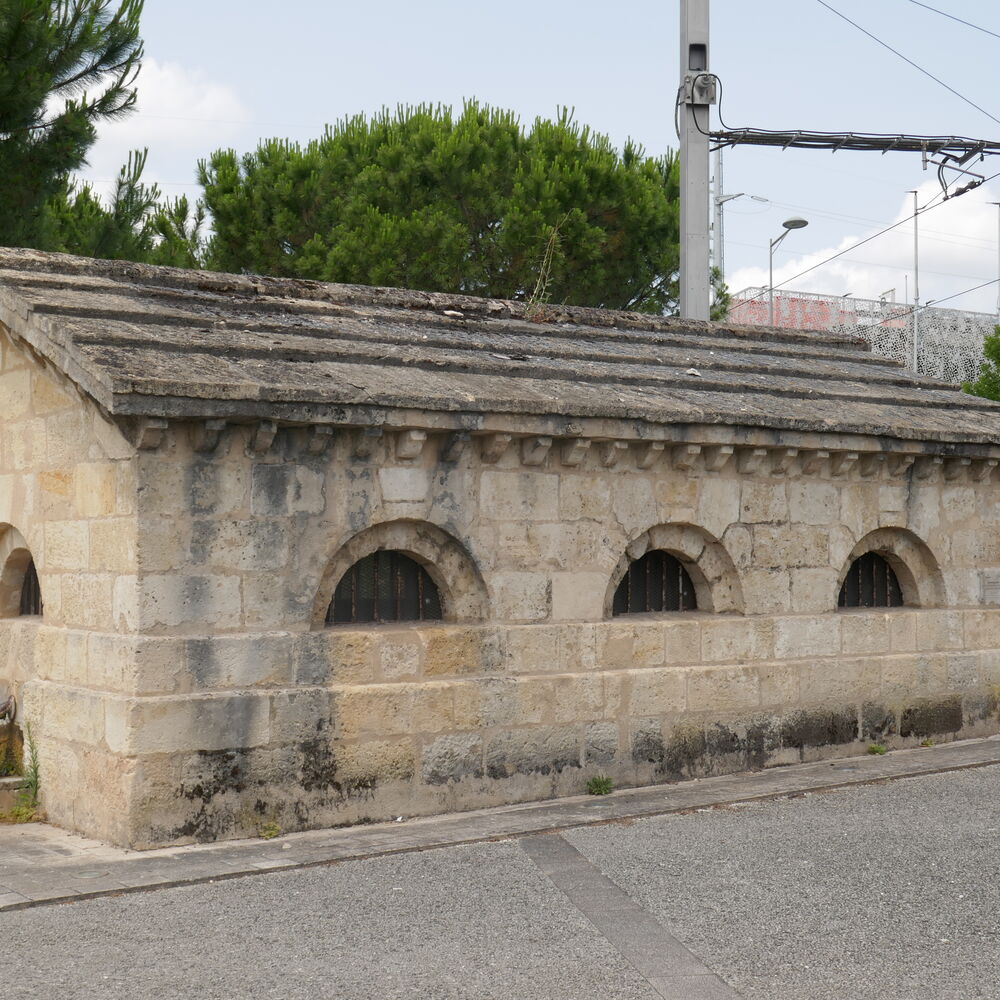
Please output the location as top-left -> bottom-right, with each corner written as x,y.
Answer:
815,0 -> 1000,129
730,166 -> 1000,312
906,1 -> 1000,42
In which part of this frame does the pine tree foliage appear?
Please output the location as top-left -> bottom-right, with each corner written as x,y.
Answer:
199,103 -> 728,316
963,325 -> 1000,401
0,0 -> 144,249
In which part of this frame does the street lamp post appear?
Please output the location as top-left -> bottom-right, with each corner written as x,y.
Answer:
768,217 -> 809,327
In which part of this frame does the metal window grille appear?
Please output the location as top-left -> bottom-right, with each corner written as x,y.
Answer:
838,552 -> 903,609
18,559 -> 42,617
327,551 -> 442,625
613,551 -> 696,616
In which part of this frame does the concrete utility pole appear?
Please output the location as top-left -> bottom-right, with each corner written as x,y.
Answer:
992,201 -> 1000,320
911,190 -> 920,373
679,0 -> 715,320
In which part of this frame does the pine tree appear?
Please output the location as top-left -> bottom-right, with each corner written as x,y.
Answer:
963,326 -> 1000,400
0,0 -> 144,249
199,103 -> 728,316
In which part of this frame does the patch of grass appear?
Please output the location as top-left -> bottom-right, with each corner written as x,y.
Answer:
919,737 -> 936,747
586,775 -> 614,796
16,722 -> 40,810
867,743 -> 888,755
258,821 -> 281,840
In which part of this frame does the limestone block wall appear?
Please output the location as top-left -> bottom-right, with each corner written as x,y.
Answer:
110,420 -> 1000,847
0,329 -> 139,843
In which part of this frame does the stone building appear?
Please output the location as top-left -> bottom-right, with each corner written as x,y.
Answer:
0,247 -> 998,848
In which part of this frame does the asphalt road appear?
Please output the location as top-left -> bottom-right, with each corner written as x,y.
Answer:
1,766 -> 997,1000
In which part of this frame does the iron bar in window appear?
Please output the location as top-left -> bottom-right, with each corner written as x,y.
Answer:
328,551 -> 442,625
613,551 -> 696,615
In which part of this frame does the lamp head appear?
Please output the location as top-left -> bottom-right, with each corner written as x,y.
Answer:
782,217 -> 809,231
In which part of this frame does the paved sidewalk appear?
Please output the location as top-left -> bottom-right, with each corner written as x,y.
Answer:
2,735 -> 998,913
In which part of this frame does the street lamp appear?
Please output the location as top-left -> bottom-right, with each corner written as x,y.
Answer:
768,217 -> 809,326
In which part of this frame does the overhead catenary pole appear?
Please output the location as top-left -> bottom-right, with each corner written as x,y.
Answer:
913,192 -> 920,373
992,201 -> 1000,320
679,0 -> 714,320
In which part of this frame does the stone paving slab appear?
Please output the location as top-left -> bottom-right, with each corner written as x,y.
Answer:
1,734 -> 997,913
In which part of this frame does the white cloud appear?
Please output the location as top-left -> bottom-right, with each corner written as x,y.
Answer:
728,180 -> 1000,316
77,58 -> 252,203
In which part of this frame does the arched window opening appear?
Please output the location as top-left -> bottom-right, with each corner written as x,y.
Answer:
327,551 -> 442,625
17,559 -> 41,617
613,551 -> 696,616
839,552 -> 903,609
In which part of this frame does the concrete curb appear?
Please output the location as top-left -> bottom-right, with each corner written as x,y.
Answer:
2,735 -> 998,913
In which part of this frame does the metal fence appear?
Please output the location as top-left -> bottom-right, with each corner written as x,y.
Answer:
728,287 -> 997,385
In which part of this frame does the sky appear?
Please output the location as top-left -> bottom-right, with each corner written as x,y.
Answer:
82,0 -> 1000,314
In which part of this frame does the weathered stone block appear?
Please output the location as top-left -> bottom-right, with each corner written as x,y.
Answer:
378,633 -> 423,680
491,572 -> 550,622
505,626 -> 560,673
484,726 -> 581,779
915,610 -> 964,652
378,467 -> 430,503
550,571 -> 608,621
753,525 -> 829,569
421,628 -> 485,677
137,574 -> 242,630
799,657 -> 879,704
250,464 -> 324,516
559,475 -> 611,520
687,665 -> 759,712
584,722 -> 619,766
421,733 -> 483,784
788,482 -> 838,525
773,615 -> 841,659
480,470 -> 558,521
740,482 -> 787,523
627,668 -> 686,715
701,618 -> 773,663
663,619 -> 701,665
840,612 -> 891,656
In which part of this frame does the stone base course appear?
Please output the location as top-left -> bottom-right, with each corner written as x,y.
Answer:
11,609 -> 999,847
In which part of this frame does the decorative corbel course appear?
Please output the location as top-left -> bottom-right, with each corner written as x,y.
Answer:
736,447 -> 768,475
944,456 -> 972,482
306,425 -> 335,455
858,453 -> 885,479
830,451 -> 859,478
396,429 -> 427,461
250,419 -> 278,454
799,450 -> 830,476
561,438 -> 590,467
135,418 -> 168,451
192,418 -> 226,453
521,436 -> 553,467
770,448 -> 799,476
672,444 -> 702,472
971,458 -> 998,483
480,432 -> 512,464
912,455 -> 943,481
353,426 -> 383,459
440,431 -> 470,463
702,444 -> 734,472
599,441 -> 629,468
887,454 -> 915,478
636,441 -> 665,470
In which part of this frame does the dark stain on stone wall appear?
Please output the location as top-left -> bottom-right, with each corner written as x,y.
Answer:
899,696 -> 963,737
780,707 -> 858,749
862,702 -> 897,742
